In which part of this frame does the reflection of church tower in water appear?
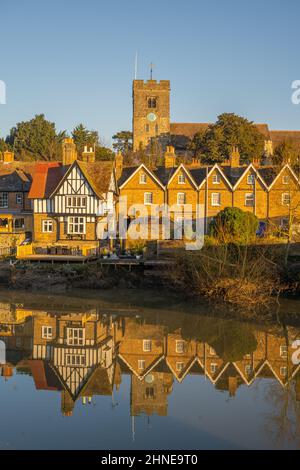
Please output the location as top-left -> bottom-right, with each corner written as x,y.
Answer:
130,372 -> 173,418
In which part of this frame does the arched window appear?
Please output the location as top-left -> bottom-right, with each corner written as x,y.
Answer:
148,97 -> 157,109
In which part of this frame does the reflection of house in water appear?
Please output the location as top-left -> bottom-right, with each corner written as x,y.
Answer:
29,311 -> 117,416
1,308 -> 300,416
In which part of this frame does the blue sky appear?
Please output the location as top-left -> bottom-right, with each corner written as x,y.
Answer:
1,0 -> 300,146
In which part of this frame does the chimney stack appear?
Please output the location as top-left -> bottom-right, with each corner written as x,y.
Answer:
115,151 -> 123,175
164,145 -> 176,168
81,145 -> 95,163
228,376 -> 238,397
62,138 -> 78,165
229,146 -> 240,168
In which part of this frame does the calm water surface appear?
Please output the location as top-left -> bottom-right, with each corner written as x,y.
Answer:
0,289 -> 300,450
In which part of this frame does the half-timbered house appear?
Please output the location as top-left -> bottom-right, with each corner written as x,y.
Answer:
28,156 -> 117,255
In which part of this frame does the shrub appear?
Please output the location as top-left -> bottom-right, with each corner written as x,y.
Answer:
209,207 -> 259,244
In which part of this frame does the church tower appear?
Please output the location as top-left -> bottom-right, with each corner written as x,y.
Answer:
132,79 -> 170,151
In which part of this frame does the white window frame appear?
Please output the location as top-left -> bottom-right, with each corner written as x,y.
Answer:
42,219 -> 53,233
282,175 -> 289,185
66,354 -> 86,367
245,365 -> 253,375
247,174 -> 255,185
211,193 -> 221,207
66,196 -> 87,209
66,327 -> 85,346
211,363 -> 218,374
209,347 -> 216,356
143,339 -> 152,352
176,340 -> 185,354
176,362 -> 185,372
212,173 -> 221,184
0,192 -> 8,209
280,345 -> 288,358
282,193 -> 291,206
42,326 -> 53,339
139,173 -> 147,184
178,174 -> 186,184
280,366 -> 287,378
245,193 -> 254,207
138,359 -> 146,370
67,216 -> 86,235
177,192 -> 186,205
16,193 -> 23,205
144,192 -> 153,205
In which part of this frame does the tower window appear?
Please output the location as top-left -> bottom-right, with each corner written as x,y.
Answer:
145,124 -> 150,132
148,97 -> 157,109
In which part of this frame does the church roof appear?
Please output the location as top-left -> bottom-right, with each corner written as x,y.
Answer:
269,130 -> 300,148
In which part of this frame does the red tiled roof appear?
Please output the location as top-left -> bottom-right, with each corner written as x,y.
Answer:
27,360 -> 61,391
28,162 -> 66,199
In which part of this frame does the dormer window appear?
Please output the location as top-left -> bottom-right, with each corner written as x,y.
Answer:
247,174 -> 255,185
140,173 -> 147,184
212,173 -> 221,184
178,174 -> 186,184
148,97 -> 157,109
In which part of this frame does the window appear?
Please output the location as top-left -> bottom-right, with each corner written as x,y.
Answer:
245,365 -> 253,375
13,218 -> 25,229
148,97 -> 157,109
42,326 -> 53,339
143,339 -> 152,352
282,193 -> 291,206
138,360 -> 146,370
16,193 -> 23,205
211,193 -> 221,206
280,367 -> 288,378
247,174 -> 255,185
209,347 -> 216,356
0,218 -> 8,228
145,124 -> 150,133
66,196 -> 87,208
283,175 -> 290,185
245,193 -> 254,207
145,387 -> 155,399
280,218 -> 289,229
211,363 -> 218,374
68,217 -> 85,235
176,362 -> 185,372
67,328 -> 85,346
144,192 -> 153,205
66,354 -> 86,367
140,173 -> 147,184
42,219 -> 53,233
176,340 -> 185,354
280,345 -> 288,358
178,174 -> 186,184
0,192 -> 8,208
177,192 -> 186,205
212,174 -> 221,184
155,124 -> 159,133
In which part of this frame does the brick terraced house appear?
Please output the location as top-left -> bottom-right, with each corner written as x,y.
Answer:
118,145 -> 300,238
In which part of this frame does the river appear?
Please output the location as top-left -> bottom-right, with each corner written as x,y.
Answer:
0,288 -> 300,450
